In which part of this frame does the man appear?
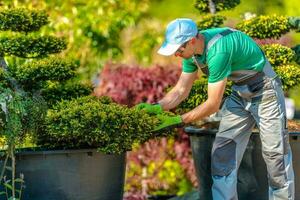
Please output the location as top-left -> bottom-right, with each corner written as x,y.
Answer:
136,18 -> 295,200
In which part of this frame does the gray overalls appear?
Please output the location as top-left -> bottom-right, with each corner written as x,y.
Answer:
192,29 -> 295,200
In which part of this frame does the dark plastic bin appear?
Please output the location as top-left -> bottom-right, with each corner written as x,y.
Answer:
0,149 -> 126,200
185,127 -> 299,200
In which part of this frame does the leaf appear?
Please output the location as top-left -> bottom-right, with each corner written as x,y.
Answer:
14,178 -> 24,183
4,183 -> 13,190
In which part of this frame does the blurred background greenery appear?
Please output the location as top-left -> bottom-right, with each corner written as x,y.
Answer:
0,0 -> 299,107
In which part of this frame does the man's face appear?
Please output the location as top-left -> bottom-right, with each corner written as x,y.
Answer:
175,40 -> 194,59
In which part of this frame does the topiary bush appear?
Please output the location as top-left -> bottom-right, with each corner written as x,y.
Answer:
274,65 -> 300,91
41,81 -> 93,107
236,15 -> 291,39
39,96 -> 174,154
13,57 -> 78,87
0,8 -> 177,155
197,14 -> 226,29
0,8 -> 49,33
261,44 -> 296,66
0,35 -> 67,58
2,8 -> 181,198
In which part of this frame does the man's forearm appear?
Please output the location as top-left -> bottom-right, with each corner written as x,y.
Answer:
181,99 -> 220,124
158,87 -> 188,111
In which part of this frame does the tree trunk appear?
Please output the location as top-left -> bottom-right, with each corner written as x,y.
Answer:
208,0 -> 216,14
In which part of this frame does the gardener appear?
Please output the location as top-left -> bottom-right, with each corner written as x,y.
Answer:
136,18 -> 295,200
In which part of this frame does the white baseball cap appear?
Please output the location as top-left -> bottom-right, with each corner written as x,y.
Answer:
158,18 -> 198,56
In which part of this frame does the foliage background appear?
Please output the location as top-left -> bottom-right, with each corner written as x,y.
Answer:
1,0 -> 299,107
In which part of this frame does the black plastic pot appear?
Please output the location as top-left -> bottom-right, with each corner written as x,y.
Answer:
185,127 -> 300,200
0,149 -> 126,200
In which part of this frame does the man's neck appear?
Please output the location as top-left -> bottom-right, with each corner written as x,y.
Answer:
195,34 -> 205,55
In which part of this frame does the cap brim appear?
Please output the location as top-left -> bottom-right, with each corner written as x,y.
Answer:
157,41 -> 181,56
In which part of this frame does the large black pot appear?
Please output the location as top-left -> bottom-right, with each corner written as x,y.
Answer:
185,127 -> 300,200
0,149 -> 126,200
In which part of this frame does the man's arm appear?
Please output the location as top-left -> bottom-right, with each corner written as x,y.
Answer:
158,71 -> 198,110
181,78 -> 227,123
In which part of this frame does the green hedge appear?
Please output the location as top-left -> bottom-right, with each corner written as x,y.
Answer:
194,0 -> 240,13
13,57 -> 78,88
197,14 -> 226,29
175,78 -> 231,113
0,8 -> 49,33
40,96 -> 173,154
262,44 -> 295,66
236,15 -> 291,39
41,82 -> 93,107
0,35 -> 67,58
275,65 -> 300,91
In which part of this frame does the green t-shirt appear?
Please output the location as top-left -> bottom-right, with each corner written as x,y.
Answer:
182,27 -> 266,83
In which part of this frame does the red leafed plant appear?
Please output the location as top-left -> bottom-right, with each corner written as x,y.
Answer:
124,131 -> 196,198
94,62 -> 181,106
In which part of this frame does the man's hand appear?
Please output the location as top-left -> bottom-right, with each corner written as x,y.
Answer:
135,103 -> 163,115
154,114 -> 183,131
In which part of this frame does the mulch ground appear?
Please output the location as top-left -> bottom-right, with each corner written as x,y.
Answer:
288,120 -> 300,132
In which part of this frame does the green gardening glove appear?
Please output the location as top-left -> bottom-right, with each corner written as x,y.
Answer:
154,114 -> 183,132
135,103 -> 163,115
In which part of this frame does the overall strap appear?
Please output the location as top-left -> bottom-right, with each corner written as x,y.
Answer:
206,28 -> 237,54
193,28 -> 237,76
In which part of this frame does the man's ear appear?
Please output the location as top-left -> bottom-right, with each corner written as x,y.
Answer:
190,37 -> 196,44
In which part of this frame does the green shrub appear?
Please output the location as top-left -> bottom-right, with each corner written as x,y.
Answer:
41,82 -> 93,107
0,35 -> 67,58
236,15 -> 291,39
40,96 -> 174,154
194,0 -> 240,13
274,65 -> 300,91
262,44 -> 296,66
197,14 -> 226,29
175,78 -> 231,113
0,8 -> 49,33
13,57 -> 78,88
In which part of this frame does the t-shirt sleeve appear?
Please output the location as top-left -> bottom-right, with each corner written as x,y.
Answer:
182,58 -> 198,73
207,52 -> 231,83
